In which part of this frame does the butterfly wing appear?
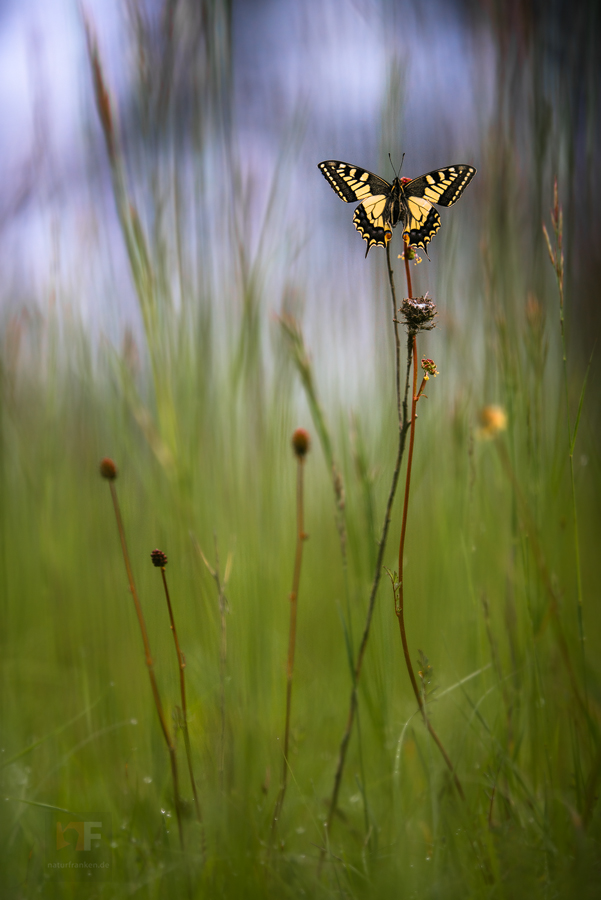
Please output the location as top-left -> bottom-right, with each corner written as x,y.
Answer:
319,160 -> 476,254
405,197 -> 442,251
403,165 -> 476,250
353,195 -> 391,256
319,161 -> 393,255
318,161 -> 391,202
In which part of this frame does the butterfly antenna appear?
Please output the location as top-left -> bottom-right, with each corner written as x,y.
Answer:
389,152 -> 405,179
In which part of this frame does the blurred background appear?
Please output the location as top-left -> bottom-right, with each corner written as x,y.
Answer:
1,0 -> 599,387
1,0 -> 601,895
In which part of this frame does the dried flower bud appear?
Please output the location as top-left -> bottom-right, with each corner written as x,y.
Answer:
421,358 -> 439,378
292,428 -> 310,458
151,549 -> 168,568
477,405 -> 507,440
400,296 -> 437,334
99,458 -> 117,480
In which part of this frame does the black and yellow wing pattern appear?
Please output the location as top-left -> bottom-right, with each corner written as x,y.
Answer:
318,160 -> 476,255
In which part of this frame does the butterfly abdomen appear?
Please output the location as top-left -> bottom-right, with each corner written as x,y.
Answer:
387,179 -> 409,230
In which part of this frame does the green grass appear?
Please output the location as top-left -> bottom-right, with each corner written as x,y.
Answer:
1,241 -> 599,896
1,3 -> 601,897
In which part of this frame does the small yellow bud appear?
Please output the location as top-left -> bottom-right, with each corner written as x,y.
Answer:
477,405 -> 507,440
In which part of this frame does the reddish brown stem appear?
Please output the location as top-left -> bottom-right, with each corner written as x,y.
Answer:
394,236 -> 465,800
318,243 -> 411,872
271,455 -> 307,841
107,482 -> 184,848
403,235 -> 414,298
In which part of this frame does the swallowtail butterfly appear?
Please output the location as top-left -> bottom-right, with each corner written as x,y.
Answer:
318,160 -> 476,256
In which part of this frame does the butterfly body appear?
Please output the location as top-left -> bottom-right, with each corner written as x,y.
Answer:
318,160 -> 476,255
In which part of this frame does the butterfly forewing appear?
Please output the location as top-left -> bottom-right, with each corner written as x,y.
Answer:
404,165 -> 476,208
318,161 -> 391,203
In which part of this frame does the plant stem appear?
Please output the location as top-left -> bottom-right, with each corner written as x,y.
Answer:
277,315 -> 350,642
193,534 -> 231,788
495,439 -> 591,726
543,184 -> 587,698
216,547 -> 228,787
160,566 -> 204,839
394,236 -> 465,800
319,243 -> 411,870
271,453 -> 307,842
107,481 -> 184,849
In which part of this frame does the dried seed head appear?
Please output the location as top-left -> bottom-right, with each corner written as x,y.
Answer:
99,457 -> 117,480
292,428 -> 310,458
477,405 -> 508,440
151,549 -> 168,568
400,296 -> 437,334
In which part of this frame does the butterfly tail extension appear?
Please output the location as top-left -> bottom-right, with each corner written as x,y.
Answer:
353,202 -> 392,256
405,205 -> 441,252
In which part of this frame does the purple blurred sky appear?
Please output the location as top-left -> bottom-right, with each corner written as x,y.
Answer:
0,0 -> 486,304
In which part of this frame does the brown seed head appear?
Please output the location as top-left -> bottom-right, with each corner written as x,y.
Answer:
151,549 -> 168,568
99,457 -> 117,480
292,428 -> 310,458
400,296 -> 437,334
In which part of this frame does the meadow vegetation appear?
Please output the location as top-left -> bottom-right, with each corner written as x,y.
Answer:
1,2 -> 600,897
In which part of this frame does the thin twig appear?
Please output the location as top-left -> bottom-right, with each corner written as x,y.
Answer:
495,440 -> 591,727
105,477 -> 184,849
271,442 -> 308,844
158,563 -> 204,844
319,243 -> 411,870
192,533 -> 232,787
543,181 -> 587,703
394,235 -> 465,799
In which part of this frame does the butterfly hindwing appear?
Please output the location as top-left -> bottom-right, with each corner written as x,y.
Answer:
405,197 -> 441,250
353,195 -> 391,255
403,165 -> 475,250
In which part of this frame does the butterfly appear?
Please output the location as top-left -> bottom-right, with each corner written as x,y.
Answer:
318,160 -> 476,256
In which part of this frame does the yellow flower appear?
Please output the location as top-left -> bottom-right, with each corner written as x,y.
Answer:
477,405 -> 507,440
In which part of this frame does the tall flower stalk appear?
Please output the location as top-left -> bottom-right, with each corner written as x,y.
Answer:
193,536 -> 232,788
392,250 -> 464,798
99,459 -> 184,850
543,180 -> 587,689
270,429 -> 311,845
319,239 -> 413,868
151,549 -> 204,847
